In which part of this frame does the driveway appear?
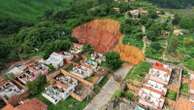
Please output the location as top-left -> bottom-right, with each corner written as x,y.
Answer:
84,64 -> 132,110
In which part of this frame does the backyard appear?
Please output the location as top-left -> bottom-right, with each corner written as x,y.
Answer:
125,62 -> 151,82
36,75 -> 109,110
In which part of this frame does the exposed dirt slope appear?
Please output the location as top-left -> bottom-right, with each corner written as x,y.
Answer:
114,44 -> 145,65
72,19 -> 121,53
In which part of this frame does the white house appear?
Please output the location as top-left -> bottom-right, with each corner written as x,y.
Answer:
43,52 -> 65,69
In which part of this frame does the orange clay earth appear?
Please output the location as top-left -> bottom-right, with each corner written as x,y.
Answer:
114,44 -> 145,65
72,19 -> 121,53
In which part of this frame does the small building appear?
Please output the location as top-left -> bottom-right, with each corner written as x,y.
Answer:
138,62 -> 172,110
42,75 -> 78,104
190,74 -> 194,102
138,88 -> 165,110
128,8 -> 148,18
90,52 -> 105,64
55,75 -> 78,94
71,65 -> 93,79
27,62 -> 49,76
0,81 -> 25,100
175,97 -> 194,110
42,86 -> 67,104
63,52 -> 74,61
2,98 -> 47,110
69,43 -> 83,55
42,52 -> 65,69
149,62 -> 172,85
7,64 -> 27,76
143,80 -> 167,96
82,60 -> 98,72
135,105 -> 145,110
173,29 -> 184,36
16,62 -> 48,85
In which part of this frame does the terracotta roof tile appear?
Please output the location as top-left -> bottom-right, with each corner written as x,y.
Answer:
14,99 -> 47,110
175,98 -> 194,110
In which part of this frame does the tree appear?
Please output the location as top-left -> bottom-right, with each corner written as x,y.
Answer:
146,22 -> 163,41
42,39 -> 72,59
27,75 -> 47,96
148,9 -> 158,19
98,0 -> 114,5
179,17 -> 194,29
105,52 -> 123,70
172,14 -> 180,25
150,42 -> 162,51
82,44 -> 94,54
145,0 -> 194,9
167,35 -> 179,53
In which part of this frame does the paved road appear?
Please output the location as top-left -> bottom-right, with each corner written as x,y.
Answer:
84,65 -> 132,110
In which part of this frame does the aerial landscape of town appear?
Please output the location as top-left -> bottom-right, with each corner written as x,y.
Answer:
0,0 -> 194,110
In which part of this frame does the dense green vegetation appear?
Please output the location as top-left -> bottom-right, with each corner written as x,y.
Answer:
0,0 -> 193,73
0,0 -> 72,22
121,90 -> 134,100
37,96 -> 89,110
146,0 -> 194,9
126,62 -> 151,81
105,51 -> 123,70
166,90 -> 177,100
180,83 -> 189,96
184,59 -> 194,71
0,0 -> 119,70
82,44 -> 94,54
0,0 -> 193,71
27,75 -> 47,96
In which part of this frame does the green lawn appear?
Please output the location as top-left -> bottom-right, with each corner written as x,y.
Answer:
166,90 -> 177,101
125,62 -> 151,81
122,36 -> 144,49
37,95 -> 90,110
184,59 -> 194,71
121,90 -> 134,100
93,75 -> 109,93
180,83 -> 189,96
165,8 -> 194,18
145,47 -> 162,60
0,0 -> 72,22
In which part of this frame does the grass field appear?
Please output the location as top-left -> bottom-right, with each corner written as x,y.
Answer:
0,0 -> 72,22
165,8 -> 194,18
125,62 -> 151,81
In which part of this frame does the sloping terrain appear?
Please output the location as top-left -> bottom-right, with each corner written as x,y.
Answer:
115,44 -> 145,65
0,0 -> 72,22
72,19 -> 121,53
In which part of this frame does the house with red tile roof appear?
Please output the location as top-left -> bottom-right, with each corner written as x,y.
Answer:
2,98 -> 47,110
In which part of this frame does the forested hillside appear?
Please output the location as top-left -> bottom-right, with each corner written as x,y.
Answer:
146,0 -> 194,9
0,0 -> 72,22
0,0 -> 194,72
0,0 -> 73,36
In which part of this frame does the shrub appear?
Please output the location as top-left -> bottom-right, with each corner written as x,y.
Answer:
105,52 -> 123,70
166,90 -> 177,100
27,75 -> 47,96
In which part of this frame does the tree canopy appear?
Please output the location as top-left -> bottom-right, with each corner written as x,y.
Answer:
105,51 -> 123,70
27,75 -> 47,96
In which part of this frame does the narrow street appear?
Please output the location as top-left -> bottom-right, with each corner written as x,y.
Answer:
84,64 -> 132,110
